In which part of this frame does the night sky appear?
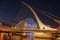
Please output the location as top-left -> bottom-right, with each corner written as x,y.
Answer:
0,0 -> 60,28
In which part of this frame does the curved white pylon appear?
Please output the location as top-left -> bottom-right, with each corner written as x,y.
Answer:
21,1 -> 56,30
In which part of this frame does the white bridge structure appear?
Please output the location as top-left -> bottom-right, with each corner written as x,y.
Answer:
14,1 -> 59,39
15,1 -> 57,31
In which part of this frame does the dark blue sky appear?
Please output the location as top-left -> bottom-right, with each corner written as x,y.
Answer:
0,0 -> 60,27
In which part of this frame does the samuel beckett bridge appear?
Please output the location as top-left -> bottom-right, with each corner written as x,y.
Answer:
0,1 -> 60,40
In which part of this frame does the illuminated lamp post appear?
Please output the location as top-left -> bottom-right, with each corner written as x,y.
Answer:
0,22 -> 4,40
